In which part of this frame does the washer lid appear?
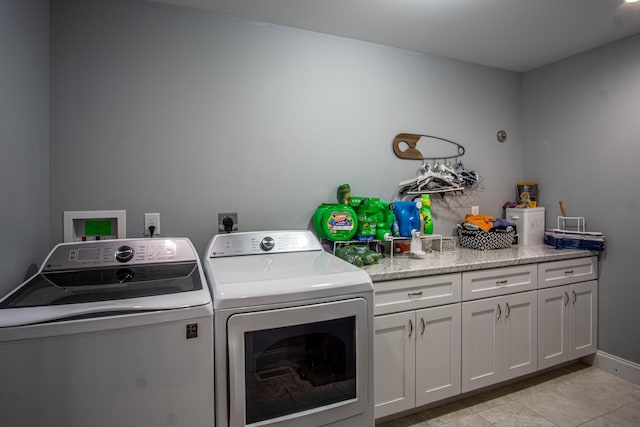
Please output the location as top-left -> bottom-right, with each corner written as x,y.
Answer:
204,250 -> 372,309
0,238 -> 212,327
0,261 -> 203,309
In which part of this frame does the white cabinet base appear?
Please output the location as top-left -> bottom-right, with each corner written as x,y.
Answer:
374,304 -> 461,419
416,304 -> 461,406
462,297 -> 502,393
374,311 -> 415,418
462,291 -> 537,393
571,281 -> 598,358
538,280 -> 598,370
503,291 -> 538,381
374,256 -> 598,420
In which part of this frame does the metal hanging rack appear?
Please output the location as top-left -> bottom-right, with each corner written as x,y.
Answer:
393,133 -> 479,197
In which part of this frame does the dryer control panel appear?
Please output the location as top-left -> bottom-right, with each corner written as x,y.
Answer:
43,238 -> 197,271
209,230 -> 323,257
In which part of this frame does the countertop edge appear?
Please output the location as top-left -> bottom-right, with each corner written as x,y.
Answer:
363,246 -> 599,282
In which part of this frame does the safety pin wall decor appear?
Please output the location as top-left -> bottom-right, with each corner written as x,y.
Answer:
392,133 -> 465,161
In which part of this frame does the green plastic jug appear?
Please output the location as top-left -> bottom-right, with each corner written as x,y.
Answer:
313,204 -> 358,241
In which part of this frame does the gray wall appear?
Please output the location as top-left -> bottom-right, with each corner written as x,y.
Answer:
50,0 -> 523,257
4,0 -> 638,370
0,0 -> 49,296
523,35 -> 640,364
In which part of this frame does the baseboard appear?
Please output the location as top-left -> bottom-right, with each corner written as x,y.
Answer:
583,350 -> 640,385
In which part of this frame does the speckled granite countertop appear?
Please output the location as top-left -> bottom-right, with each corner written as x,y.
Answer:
362,245 -> 598,282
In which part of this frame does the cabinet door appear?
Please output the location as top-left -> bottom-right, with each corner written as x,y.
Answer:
374,311 -> 415,419
462,297 -> 502,393
538,286 -> 570,369
570,280 -> 598,359
415,304 -> 461,407
502,291 -> 537,381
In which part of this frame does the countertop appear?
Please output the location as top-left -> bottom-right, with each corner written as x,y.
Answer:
362,244 -> 598,282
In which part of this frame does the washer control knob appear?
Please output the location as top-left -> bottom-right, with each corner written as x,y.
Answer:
260,236 -> 275,252
115,245 -> 135,263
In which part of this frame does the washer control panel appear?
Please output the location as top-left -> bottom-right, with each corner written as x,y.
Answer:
44,238 -> 197,270
209,230 -> 323,257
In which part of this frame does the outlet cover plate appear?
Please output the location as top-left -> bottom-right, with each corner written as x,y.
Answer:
218,212 -> 238,232
144,212 -> 160,236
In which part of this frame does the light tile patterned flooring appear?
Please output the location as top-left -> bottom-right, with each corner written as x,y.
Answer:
377,363 -> 640,427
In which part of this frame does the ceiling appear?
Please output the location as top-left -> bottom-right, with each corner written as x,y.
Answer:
148,0 -> 640,72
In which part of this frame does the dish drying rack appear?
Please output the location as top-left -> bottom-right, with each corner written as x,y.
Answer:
545,216 -> 605,251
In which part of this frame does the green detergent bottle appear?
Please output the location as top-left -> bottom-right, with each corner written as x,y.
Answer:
421,194 -> 434,234
352,198 -> 374,240
313,204 -> 358,241
374,200 -> 395,241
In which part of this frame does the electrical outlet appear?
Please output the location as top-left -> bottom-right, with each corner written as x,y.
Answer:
144,213 -> 160,236
218,212 -> 238,233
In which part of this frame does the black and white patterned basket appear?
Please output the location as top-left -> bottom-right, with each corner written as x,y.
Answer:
458,228 -> 514,250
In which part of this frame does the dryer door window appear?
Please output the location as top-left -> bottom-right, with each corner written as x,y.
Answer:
227,298 -> 369,427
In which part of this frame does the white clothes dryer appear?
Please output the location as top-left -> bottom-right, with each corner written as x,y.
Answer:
203,230 -> 374,427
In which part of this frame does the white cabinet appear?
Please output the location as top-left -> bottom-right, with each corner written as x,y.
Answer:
415,304 -> 461,406
537,257 -> 598,370
538,280 -> 597,369
537,256 -> 597,289
461,291 -> 537,393
372,254 -> 597,420
374,304 -> 461,419
462,264 -> 537,301
373,275 -> 461,419
374,311 -> 415,417
374,274 -> 461,316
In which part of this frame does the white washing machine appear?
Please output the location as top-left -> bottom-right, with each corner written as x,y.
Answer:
203,230 -> 374,427
0,238 -> 214,427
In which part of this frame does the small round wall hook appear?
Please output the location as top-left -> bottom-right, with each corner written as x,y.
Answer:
496,129 -> 507,143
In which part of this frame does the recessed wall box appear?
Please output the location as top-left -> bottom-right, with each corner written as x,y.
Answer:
63,210 -> 126,242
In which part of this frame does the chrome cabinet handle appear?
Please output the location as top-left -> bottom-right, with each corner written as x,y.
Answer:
420,317 -> 426,336
497,304 -> 502,320
408,291 -> 423,297
564,291 -> 569,306
408,319 -> 413,338
496,280 -> 508,285
572,290 -> 577,304
505,302 -> 511,318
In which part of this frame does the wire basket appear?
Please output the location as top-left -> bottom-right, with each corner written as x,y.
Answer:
457,228 -> 514,250
544,216 -> 605,251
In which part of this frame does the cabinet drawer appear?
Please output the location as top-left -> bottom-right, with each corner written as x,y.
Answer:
374,273 -> 461,316
462,265 -> 537,301
538,256 -> 597,289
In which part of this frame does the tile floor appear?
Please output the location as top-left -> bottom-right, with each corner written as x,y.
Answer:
377,363 -> 640,427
